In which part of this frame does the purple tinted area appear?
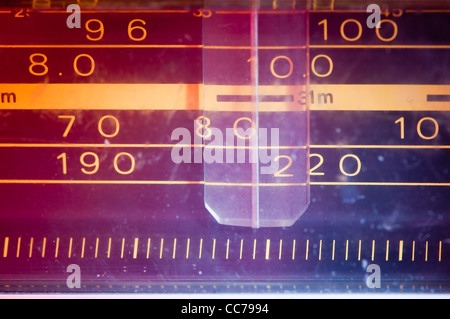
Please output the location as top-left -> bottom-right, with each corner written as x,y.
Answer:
0,9 -> 448,293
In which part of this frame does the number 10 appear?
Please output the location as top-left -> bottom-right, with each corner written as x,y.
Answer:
395,117 -> 439,140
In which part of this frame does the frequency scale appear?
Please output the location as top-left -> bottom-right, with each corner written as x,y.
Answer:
0,0 -> 449,295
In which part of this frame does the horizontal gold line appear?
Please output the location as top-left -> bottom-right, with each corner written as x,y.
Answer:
311,145 -> 450,149
39,10 -> 191,13
311,10 -> 368,13
0,143 -> 302,149
214,10 -> 306,14
2,9 -> 450,14
0,179 -> 447,187
311,9 -> 450,13
310,182 -> 450,186
405,10 -> 450,13
0,144 -> 447,149
206,182 -> 307,187
0,44 -> 203,49
204,145 -> 307,149
40,9 -> 436,15
0,179 -> 306,187
0,44 -> 305,50
31,9 -> 450,14
4,44 -> 444,49
310,45 -> 450,49
0,179 -> 203,185
0,143 -> 202,148
204,45 -> 305,49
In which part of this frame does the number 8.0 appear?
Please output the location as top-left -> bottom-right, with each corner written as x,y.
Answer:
29,53 -> 95,77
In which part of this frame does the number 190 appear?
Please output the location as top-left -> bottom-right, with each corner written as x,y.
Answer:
57,152 -> 135,175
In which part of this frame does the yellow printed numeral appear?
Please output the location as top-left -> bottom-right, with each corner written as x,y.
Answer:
311,54 -> 333,78
270,56 -> 294,79
233,117 -> 255,140
73,54 -> 95,77
98,115 -> 120,138
193,9 -> 212,18
274,155 -> 294,177
58,115 -> 76,138
318,18 -> 397,42
339,154 -> 361,177
30,54 -> 95,77
58,115 -> 120,138
113,152 -> 136,175
417,117 -> 439,140
318,19 -> 328,41
195,115 -> 212,139
57,153 -> 67,175
340,19 -> 362,42
29,53 -> 48,76
14,8 -> 31,18
128,19 -> 147,42
85,19 -> 104,41
80,152 -> 100,175
375,20 -> 398,42
310,153 -> 362,177
58,152 -> 135,175
395,117 -> 439,140
394,117 -> 405,139
310,153 -> 325,176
